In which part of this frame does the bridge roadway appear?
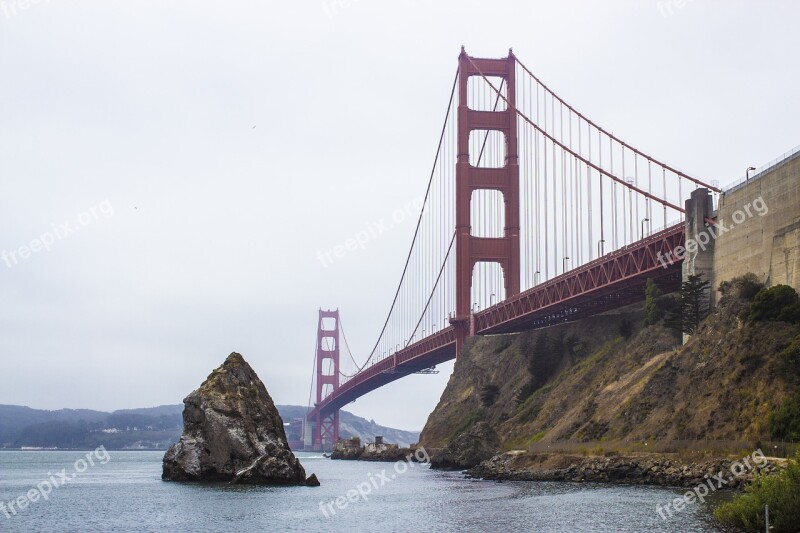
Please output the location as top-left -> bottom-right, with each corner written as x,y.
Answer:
308,223 -> 685,421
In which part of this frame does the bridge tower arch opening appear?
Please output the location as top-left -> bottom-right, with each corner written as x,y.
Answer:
471,261 -> 507,312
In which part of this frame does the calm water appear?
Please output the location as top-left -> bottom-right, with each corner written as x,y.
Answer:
0,451 -> 729,532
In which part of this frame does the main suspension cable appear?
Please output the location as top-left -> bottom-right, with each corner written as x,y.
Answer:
514,57 -> 719,193
468,56 -> 686,213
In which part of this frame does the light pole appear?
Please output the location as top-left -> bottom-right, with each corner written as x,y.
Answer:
562,256 -> 570,274
746,166 -> 756,180
534,270 -> 541,285
490,293 -> 496,306
641,218 -> 650,239
597,239 -> 605,257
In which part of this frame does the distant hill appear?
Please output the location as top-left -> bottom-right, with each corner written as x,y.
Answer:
276,405 -> 420,447
0,404 -> 419,450
0,404 -> 183,450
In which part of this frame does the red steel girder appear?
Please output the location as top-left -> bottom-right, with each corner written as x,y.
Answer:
475,224 -> 684,335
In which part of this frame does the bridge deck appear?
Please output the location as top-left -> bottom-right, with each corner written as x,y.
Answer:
308,223 -> 684,420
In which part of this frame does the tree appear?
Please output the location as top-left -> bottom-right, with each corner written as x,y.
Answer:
644,278 -> 664,326
672,274 -> 711,335
748,284 -> 800,324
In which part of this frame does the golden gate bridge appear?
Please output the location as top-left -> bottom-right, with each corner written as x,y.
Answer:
306,48 -> 720,450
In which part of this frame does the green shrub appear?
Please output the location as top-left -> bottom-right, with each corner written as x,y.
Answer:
779,335 -> 800,379
748,285 -> 800,324
770,390 -> 800,441
644,278 -> 664,325
714,453 -> 800,533
719,273 -> 764,301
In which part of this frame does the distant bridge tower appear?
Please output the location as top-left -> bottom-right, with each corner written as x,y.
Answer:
313,309 -> 340,450
452,48 -> 520,356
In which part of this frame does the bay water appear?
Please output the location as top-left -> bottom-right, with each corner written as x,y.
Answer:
0,451 -> 729,532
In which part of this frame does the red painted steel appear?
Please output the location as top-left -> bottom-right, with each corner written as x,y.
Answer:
313,309 -> 340,449
306,50 -> 695,436
307,327 -> 457,422
308,225 -> 685,422
475,224 -> 684,335
453,49 -> 520,356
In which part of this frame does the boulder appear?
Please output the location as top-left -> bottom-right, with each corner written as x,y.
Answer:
430,421 -> 501,470
162,352 -> 318,486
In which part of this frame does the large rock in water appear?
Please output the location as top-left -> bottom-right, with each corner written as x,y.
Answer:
162,352 -> 318,486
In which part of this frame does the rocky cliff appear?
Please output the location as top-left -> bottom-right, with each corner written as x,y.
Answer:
162,352 -> 318,486
419,278 -> 800,471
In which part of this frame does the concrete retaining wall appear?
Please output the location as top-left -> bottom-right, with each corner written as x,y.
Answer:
712,153 -> 800,297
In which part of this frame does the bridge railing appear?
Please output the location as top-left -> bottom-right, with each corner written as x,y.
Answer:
723,144 -> 800,194
474,223 -> 684,334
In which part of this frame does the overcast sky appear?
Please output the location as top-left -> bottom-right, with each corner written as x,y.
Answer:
1,1 -> 798,431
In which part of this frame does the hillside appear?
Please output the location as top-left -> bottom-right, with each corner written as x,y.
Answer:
419,276 -> 800,466
276,405 -> 419,447
0,404 -> 418,450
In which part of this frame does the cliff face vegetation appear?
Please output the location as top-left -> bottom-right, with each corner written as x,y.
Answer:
419,277 -> 800,467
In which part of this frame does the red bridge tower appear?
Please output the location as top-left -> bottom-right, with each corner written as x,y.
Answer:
452,49 -> 520,356
312,309 -> 340,450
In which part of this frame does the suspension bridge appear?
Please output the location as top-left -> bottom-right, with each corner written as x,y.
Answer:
306,48 -> 720,450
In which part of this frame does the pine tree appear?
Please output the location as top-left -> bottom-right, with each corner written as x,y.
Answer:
678,274 -> 711,335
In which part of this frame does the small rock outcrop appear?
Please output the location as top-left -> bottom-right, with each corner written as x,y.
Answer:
330,437 -> 415,462
430,422 -> 501,470
162,352 -> 318,486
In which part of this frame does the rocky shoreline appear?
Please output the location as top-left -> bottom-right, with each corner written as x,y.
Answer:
465,451 -> 784,489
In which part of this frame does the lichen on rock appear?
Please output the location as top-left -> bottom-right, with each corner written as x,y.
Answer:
162,352 -> 318,486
